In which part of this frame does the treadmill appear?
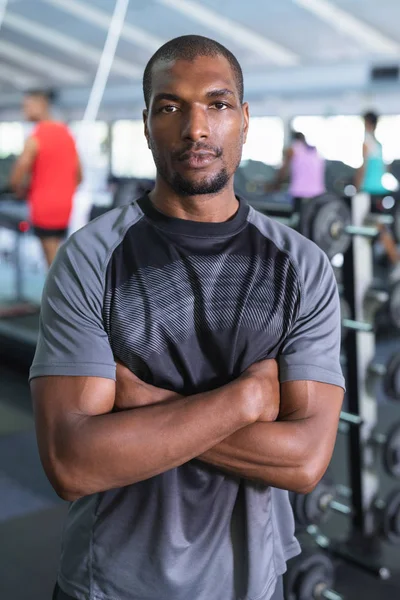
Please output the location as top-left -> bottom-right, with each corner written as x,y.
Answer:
0,197 -> 40,366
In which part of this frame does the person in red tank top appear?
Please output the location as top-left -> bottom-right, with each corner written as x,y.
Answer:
10,89 -> 82,266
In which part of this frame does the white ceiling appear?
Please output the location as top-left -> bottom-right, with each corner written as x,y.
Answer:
0,0 -> 400,116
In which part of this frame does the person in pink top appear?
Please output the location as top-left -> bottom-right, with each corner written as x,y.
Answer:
266,131 -> 326,236
268,131 -> 326,200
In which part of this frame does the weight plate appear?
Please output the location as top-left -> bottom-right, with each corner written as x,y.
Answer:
310,197 -> 352,259
388,281 -> 400,330
284,550 -> 334,600
381,489 -> 400,544
383,423 -> 400,479
383,353 -> 400,401
292,482 -> 335,527
340,297 -> 351,343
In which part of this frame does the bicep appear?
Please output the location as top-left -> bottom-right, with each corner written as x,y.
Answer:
279,380 -> 343,424
279,380 -> 344,476
32,376 -> 115,450
15,137 -> 37,172
31,375 -> 115,424
31,375 -> 115,490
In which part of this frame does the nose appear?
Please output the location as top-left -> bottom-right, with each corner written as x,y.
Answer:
181,105 -> 210,142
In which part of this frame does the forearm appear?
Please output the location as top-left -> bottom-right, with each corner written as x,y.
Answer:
271,166 -> 287,190
198,418 -> 330,493
55,379 -> 256,500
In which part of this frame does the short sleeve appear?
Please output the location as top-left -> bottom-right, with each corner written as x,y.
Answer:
29,233 -> 116,382
278,250 -> 345,390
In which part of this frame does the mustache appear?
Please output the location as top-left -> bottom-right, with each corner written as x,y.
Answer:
174,144 -> 223,162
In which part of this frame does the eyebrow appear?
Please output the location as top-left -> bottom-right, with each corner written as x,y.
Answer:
153,88 -> 235,104
206,88 -> 235,98
153,93 -> 181,104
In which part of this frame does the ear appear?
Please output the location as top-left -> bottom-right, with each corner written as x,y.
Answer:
242,102 -> 249,144
143,109 -> 151,150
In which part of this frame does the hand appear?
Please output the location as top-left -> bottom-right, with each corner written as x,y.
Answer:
240,359 -> 280,423
115,360 -> 181,411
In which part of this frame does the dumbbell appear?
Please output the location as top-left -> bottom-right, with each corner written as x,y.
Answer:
337,340 -> 400,401
339,350 -> 400,401
250,193 -> 381,259
291,474 -> 400,545
290,479 -> 351,528
366,353 -> 400,401
339,414 -> 400,479
284,549 -> 343,600
340,284 -> 400,335
307,525 -> 392,581
303,195 -> 397,259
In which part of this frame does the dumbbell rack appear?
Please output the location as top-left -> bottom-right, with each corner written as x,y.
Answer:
341,193 -> 380,538
314,193 -> 393,578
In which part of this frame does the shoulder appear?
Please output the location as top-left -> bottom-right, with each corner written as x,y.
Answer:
247,205 -> 333,295
56,201 -> 145,279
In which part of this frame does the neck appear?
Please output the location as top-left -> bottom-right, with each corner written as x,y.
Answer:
34,112 -> 51,123
149,177 -> 239,223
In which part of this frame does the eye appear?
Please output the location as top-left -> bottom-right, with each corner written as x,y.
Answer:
160,105 -> 178,114
212,102 -> 228,110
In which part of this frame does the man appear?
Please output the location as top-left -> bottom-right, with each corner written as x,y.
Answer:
30,36 -> 344,600
10,89 -> 82,267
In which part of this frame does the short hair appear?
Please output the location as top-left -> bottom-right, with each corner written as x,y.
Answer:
291,131 -> 306,143
363,111 -> 379,128
24,88 -> 57,103
143,35 -> 244,108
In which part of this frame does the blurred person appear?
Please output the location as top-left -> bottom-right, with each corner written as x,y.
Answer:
356,111 -> 400,278
267,130 -> 326,233
10,89 -> 82,267
267,131 -> 325,200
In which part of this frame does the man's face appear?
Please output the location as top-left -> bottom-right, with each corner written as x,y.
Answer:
22,95 -> 46,122
364,118 -> 376,134
144,55 -> 249,196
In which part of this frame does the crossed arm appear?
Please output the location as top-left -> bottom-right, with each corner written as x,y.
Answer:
115,362 -> 343,491
31,359 -> 343,501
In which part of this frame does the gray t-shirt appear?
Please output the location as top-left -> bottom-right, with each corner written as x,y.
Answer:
30,196 -> 345,600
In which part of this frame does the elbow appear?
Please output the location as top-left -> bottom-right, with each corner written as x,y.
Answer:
294,469 -> 322,495
46,464 -> 85,502
294,452 -> 328,495
54,484 -> 81,502
40,447 -> 87,502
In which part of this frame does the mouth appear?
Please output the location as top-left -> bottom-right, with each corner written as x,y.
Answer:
178,151 -> 218,169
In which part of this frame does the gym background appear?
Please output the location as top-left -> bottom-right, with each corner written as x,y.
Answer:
1,1 -> 400,599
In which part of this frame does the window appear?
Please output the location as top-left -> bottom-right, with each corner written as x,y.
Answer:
375,116 -> 400,163
291,116 -> 364,168
241,117 -> 284,166
0,122 -> 25,158
112,120 -> 156,178
69,121 -> 110,171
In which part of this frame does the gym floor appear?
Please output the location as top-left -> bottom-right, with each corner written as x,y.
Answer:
0,333 -> 399,599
